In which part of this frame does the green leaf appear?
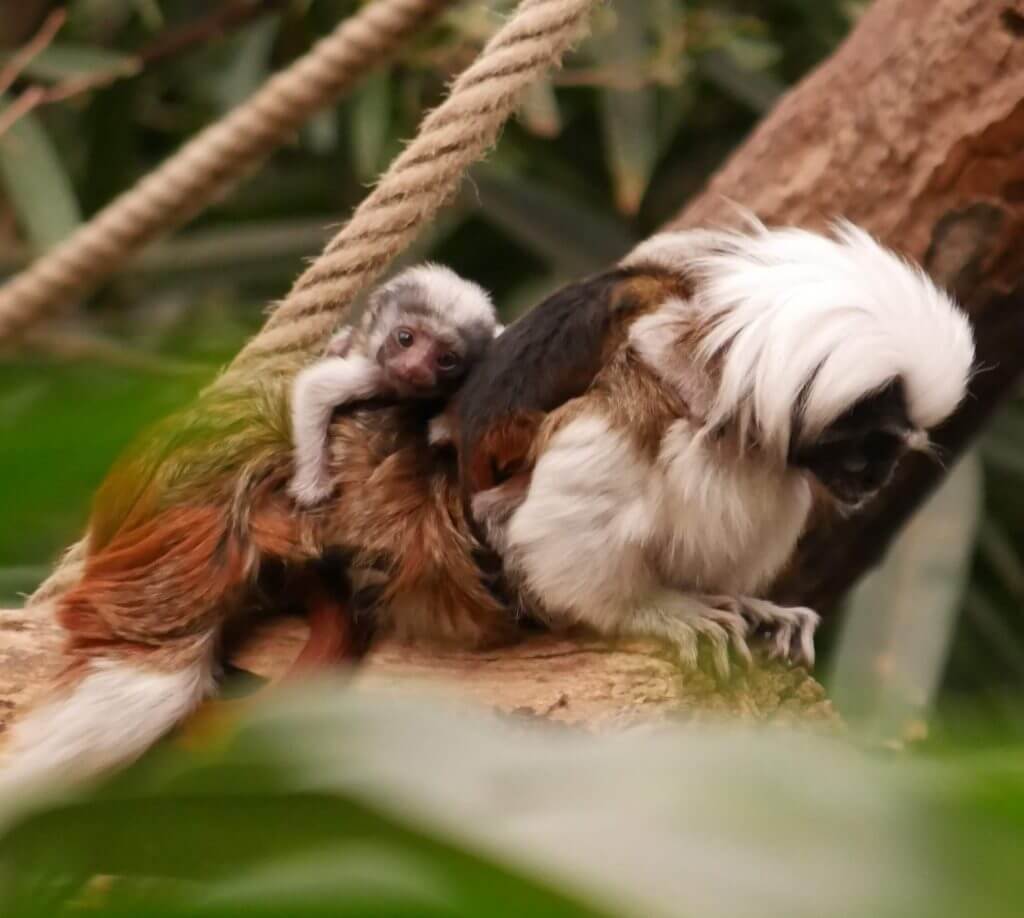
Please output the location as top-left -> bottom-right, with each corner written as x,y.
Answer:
0,566 -> 49,600
350,71 -> 393,183
6,688 -> 1024,917
977,517 -> 1024,600
963,585 -> 1024,676
592,2 -> 659,215
719,31 -> 781,72
303,109 -> 338,156
516,78 -> 561,138
0,706 -> 605,916
213,19 -> 278,112
0,100 -> 81,252
832,452 -> 983,740
132,0 -> 165,31
697,48 -> 784,114
0,357 -> 212,597
0,220 -> 343,289
0,44 -> 139,83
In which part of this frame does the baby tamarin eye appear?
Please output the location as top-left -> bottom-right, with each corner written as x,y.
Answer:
841,452 -> 868,474
437,351 -> 461,373
395,327 -> 415,348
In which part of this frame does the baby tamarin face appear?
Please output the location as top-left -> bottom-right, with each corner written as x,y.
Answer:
364,264 -> 498,399
377,315 -> 472,396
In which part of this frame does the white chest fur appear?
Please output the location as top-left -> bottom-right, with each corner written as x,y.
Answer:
504,414 -> 813,630
651,420 -> 813,594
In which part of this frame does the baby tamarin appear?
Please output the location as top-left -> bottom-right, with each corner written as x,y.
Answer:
288,264 -> 499,506
282,265 -> 501,675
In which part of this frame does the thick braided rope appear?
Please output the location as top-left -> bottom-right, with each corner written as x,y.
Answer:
225,0 -> 599,379
0,0 -> 454,346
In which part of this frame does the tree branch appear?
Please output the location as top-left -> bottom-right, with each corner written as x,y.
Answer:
0,0 -> 292,141
0,9 -> 65,97
0,606 -> 838,733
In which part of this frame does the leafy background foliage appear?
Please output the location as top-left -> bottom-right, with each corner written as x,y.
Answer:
1,2 -> 1024,913
4,685 -> 1024,918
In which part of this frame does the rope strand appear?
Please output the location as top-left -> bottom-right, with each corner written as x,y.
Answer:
225,0 -> 599,379
0,0 -> 455,345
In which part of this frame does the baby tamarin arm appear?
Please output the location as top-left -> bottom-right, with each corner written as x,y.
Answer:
289,351 -> 384,506
288,264 -> 498,506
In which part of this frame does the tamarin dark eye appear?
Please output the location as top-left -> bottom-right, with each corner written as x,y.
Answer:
842,452 -> 868,474
436,352 -> 461,372
863,430 -> 901,463
395,328 -> 415,348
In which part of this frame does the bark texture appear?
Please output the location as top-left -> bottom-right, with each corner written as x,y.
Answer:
670,0 -> 1024,609
0,606 -> 837,733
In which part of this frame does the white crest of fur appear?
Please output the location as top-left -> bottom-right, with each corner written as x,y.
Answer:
0,655 -> 214,799
408,263 -> 495,325
623,220 -> 975,459
621,229 -> 721,277
366,263 -> 496,353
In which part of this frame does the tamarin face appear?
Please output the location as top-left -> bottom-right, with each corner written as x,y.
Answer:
377,319 -> 469,397
789,379 -> 922,507
617,223 -> 973,510
364,263 -> 498,399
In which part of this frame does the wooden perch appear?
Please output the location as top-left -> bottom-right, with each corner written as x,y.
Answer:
0,606 -> 837,733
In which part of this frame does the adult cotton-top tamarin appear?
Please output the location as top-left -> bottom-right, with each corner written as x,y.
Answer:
452,220 -> 975,676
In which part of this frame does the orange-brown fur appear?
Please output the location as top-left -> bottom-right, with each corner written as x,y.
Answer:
313,405 -> 513,647
465,411 -> 545,496
535,349 -> 694,461
54,400 -> 512,686
281,574 -> 369,678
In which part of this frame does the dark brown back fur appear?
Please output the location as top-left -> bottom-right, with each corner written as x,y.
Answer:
454,269 -> 688,496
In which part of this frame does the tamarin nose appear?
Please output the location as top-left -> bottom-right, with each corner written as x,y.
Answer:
400,364 -> 435,388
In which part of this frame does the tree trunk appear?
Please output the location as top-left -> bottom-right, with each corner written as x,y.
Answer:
670,0 -> 1024,610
